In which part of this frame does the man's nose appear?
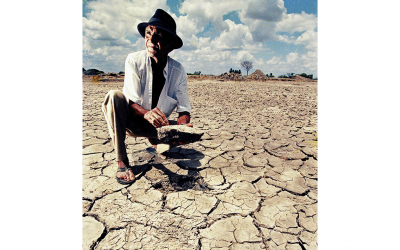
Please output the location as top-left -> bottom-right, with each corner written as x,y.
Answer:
149,33 -> 157,43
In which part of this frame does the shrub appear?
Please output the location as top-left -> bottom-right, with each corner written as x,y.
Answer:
90,75 -> 101,83
299,73 -> 313,79
84,69 -> 104,75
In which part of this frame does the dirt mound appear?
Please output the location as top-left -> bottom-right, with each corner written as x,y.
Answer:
292,75 -> 315,82
216,72 -> 244,81
246,69 -> 268,81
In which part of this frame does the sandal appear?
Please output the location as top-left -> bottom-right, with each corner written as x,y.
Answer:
116,167 -> 135,185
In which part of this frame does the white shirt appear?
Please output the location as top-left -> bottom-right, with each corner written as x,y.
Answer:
123,50 -> 191,118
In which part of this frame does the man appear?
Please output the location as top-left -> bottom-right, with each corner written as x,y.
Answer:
102,9 -> 192,185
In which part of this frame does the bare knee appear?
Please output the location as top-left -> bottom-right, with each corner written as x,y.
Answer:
106,90 -> 125,101
103,90 -> 128,112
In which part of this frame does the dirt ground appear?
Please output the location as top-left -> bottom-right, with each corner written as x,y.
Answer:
82,79 -> 318,249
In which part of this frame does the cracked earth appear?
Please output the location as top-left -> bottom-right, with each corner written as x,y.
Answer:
82,80 -> 318,250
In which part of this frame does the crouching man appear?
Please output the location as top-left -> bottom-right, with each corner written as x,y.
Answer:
102,9 -> 192,184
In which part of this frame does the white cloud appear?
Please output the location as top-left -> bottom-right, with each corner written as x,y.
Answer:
300,51 -> 317,71
276,11 -> 317,33
295,30 -> 318,51
276,34 -> 296,43
175,15 -> 202,39
286,52 -> 299,64
212,20 -> 251,50
239,16 -> 278,42
179,0 -> 247,33
233,0 -> 286,43
266,56 -> 282,65
236,50 -> 255,62
243,0 -> 285,22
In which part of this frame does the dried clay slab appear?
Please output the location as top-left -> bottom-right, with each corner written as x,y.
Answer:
157,125 -> 204,143
155,125 -> 205,154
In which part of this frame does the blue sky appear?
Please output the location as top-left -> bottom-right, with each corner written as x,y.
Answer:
83,0 -> 318,77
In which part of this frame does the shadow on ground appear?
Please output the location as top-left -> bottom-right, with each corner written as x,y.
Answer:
130,148 -> 208,194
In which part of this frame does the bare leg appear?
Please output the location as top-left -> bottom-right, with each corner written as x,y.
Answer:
102,90 -> 136,182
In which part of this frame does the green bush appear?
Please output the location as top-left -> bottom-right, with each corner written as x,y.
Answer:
229,68 -> 241,74
299,73 -> 313,79
84,69 -> 104,75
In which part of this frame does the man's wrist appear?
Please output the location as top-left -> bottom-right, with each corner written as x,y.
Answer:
130,102 -> 149,118
178,111 -> 190,118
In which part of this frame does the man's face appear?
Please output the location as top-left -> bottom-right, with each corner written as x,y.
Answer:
145,25 -> 172,62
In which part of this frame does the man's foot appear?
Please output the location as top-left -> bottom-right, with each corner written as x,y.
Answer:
116,160 -> 135,184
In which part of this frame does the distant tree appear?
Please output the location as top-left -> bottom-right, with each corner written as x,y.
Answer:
118,71 -> 124,75
229,68 -> 233,73
84,69 -> 104,75
299,73 -> 313,79
269,73 -> 274,77
83,68 -> 86,72
239,69 -> 241,75
278,75 -> 288,78
286,73 -> 295,78
240,61 -> 253,76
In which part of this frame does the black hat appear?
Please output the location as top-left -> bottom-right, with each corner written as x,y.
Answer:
137,9 -> 183,49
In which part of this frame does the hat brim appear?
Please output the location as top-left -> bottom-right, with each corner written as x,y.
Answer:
138,22 -> 183,49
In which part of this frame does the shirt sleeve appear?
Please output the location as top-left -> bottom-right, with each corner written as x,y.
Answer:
122,54 -> 141,104
175,72 -> 191,113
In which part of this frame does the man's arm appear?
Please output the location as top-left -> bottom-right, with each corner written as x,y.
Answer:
123,54 -> 142,104
177,111 -> 192,127
174,66 -> 191,116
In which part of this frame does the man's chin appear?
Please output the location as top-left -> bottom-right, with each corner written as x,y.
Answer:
147,50 -> 155,56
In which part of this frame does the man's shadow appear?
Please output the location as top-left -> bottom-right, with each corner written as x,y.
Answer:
129,148 -> 207,192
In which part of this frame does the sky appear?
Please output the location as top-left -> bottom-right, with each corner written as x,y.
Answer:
83,0 -> 318,77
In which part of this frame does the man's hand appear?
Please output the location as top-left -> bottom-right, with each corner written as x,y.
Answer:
144,107 -> 169,128
177,112 -> 191,127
